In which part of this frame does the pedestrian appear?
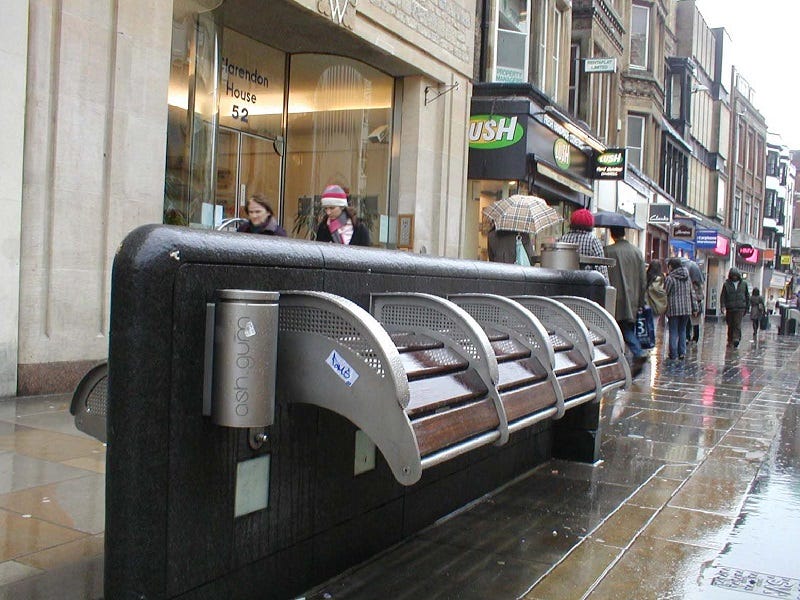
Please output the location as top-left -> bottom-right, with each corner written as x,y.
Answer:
236,195 -> 287,236
767,294 -> 776,315
719,268 -> 750,348
315,184 -> 371,246
681,258 -> 704,343
645,260 -> 667,316
604,226 -> 648,377
664,257 -> 696,360
487,226 -> 534,264
559,208 -> 608,283
749,288 -> 766,339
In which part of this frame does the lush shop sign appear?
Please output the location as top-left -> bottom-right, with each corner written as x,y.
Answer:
593,149 -> 626,180
468,115 -> 524,149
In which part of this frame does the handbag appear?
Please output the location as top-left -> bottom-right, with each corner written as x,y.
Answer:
646,279 -> 668,315
515,234 -> 531,266
760,315 -> 769,330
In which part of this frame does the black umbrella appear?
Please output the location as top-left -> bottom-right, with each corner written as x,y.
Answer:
593,210 -> 642,230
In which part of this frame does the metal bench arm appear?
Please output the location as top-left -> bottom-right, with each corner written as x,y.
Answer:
278,291 -> 422,485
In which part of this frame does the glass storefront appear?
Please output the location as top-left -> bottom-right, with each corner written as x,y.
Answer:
165,8 -> 394,246
285,55 -> 393,242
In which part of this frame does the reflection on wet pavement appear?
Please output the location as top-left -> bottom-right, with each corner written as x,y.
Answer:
1,320 -> 800,599
303,320 -> 800,600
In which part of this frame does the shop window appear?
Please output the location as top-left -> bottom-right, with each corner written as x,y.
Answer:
285,54 -> 393,246
630,5 -> 650,70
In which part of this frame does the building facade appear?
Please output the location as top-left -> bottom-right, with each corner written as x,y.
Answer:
6,0 -> 477,395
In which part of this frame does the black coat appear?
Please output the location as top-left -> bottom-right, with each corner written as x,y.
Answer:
316,219 -> 371,246
237,218 -> 287,237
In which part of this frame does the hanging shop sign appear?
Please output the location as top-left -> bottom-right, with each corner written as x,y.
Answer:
782,254 -> 793,266
584,57 -> 618,73
714,235 -> 730,256
672,219 -> 694,238
763,249 -> 776,261
593,149 -> 626,180
695,228 -> 718,248
648,203 -> 672,224
737,244 -> 755,259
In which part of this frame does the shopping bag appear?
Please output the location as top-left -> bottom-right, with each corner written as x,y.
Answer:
760,315 -> 769,330
636,308 -> 655,349
514,235 -> 531,266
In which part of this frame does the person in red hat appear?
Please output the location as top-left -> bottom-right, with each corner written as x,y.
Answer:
315,184 -> 371,246
558,208 -> 609,283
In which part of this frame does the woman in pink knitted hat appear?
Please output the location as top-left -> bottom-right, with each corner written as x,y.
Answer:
315,184 -> 371,246
558,208 -> 608,283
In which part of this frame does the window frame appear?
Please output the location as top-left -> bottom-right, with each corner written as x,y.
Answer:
630,4 -> 650,70
626,114 -> 646,170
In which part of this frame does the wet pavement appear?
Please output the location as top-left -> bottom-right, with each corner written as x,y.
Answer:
0,318 -> 799,599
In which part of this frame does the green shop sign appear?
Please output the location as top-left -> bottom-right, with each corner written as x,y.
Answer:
468,115 -> 524,149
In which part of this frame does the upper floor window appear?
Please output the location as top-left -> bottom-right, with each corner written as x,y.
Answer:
767,151 -> 778,177
630,5 -> 650,70
493,0 -> 530,83
568,44 -> 580,115
626,114 -> 645,169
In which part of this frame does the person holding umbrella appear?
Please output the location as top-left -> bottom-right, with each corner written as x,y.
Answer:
604,226 -> 648,377
484,195 -> 563,265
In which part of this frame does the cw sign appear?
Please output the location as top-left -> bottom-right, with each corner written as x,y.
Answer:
319,0 -> 357,28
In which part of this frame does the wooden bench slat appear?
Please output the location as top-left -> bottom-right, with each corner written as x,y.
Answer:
556,370 -> 597,399
481,326 -> 509,343
412,397 -> 500,457
593,344 -> 618,366
497,357 -> 548,391
598,362 -> 627,385
389,331 -> 444,353
501,380 -> 559,423
553,349 -> 588,375
586,329 -> 604,344
406,370 -> 488,416
549,333 -> 573,352
399,347 -> 469,380
491,338 -> 531,363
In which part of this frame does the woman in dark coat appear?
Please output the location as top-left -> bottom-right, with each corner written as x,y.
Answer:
237,195 -> 287,236
315,184 -> 371,246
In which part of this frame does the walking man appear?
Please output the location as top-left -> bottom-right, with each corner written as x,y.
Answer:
605,226 -> 647,377
719,268 -> 750,348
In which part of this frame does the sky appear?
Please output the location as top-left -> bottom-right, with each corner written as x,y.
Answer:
693,0 -> 800,149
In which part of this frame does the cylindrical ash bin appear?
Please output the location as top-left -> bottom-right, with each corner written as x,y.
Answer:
539,242 -> 580,270
210,290 -> 279,428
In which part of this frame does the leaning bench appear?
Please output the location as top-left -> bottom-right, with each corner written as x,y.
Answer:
73,290 -> 628,486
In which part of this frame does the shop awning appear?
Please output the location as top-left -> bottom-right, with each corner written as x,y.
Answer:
670,238 -> 695,259
537,163 -> 593,197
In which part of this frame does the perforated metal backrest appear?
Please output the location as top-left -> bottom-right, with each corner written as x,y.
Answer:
70,362 -> 108,443
280,303 -> 390,378
448,293 -> 555,370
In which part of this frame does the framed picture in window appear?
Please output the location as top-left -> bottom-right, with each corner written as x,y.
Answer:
397,214 -> 414,249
